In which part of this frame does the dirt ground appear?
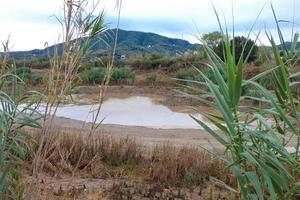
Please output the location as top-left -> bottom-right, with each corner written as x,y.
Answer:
24,171 -> 230,200
50,116 -> 221,150
74,85 -> 203,107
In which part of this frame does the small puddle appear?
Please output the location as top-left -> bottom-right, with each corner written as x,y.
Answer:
50,96 -> 212,129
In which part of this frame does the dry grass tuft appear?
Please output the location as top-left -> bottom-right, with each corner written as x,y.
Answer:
28,129 -> 143,175
26,129 -> 233,189
150,145 -> 231,187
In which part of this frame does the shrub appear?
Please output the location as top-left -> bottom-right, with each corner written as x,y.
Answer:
215,36 -> 258,64
14,58 -> 50,69
81,67 -> 107,84
30,73 -> 44,83
111,67 -> 136,83
175,69 -> 200,81
147,71 -> 159,82
81,67 -> 136,84
254,59 -> 264,66
16,67 -> 32,79
14,67 -> 44,84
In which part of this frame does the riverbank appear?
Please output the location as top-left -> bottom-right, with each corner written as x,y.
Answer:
45,116 -> 220,150
24,123 -> 232,200
73,85 -> 203,108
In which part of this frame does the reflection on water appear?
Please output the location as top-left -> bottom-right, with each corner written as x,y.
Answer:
49,96 -> 211,129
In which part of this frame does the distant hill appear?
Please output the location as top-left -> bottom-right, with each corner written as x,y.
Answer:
8,29 -> 199,59
278,41 -> 300,50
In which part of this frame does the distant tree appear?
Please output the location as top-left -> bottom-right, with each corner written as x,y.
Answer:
201,31 -> 223,50
215,36 -> 258,64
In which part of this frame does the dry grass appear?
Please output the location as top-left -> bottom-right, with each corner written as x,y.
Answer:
25,129 -> 233,190
150,145 -> 232,187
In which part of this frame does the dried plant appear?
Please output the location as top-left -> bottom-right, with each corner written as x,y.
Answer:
31,0 -> 122,177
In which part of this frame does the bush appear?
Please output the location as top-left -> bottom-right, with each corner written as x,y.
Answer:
81,67 -> 136,84
15,67 -> 44,84
175,69 -> 200,81
81,67 -> 107,84
16,67 -> 32,79
147,71 -> 159,82
111,67 -> 136,83
30,73 -> 44,82
14,58 -> 50,69
215,36 -> 258,64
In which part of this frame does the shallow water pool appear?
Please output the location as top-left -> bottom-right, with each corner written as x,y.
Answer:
51,96 -> 209,129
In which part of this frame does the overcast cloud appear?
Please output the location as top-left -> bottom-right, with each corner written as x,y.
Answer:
0,0 -> 299,50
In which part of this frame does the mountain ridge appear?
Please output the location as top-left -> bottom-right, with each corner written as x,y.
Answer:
7,29 -> 200,59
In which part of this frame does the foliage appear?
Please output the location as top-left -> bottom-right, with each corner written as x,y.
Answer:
175,69 -> 200,81
14,58 -> 49,69
30,73 -> 44,82
215,36 -> 258,64
176,67 -> 227,85
16,67 -> 32,79
15,67 -> 44,83
9,29 -> 199,60
147,71 -> 159,82
126,54 -> 174,69
254,46 -> 272,66
202,31 -> 223,50
111,67 -> 136,83
82,67 -> 136,84
82,67 -> 107,84
181,5 -> 300,199
31,0 -> 111,177
0,62 -> 43,198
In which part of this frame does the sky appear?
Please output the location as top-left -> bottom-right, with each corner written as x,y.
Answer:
0,0 -> 299,51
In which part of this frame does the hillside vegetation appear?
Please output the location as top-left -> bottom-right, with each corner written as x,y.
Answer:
7,29 -> 199,59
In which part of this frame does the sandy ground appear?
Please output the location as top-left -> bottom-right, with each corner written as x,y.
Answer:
50,116 -> 221,150
74,85 -> 204,108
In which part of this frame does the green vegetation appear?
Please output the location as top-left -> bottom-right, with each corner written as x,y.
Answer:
16,67 -> 31,79
214,36 -> 258,64
111,67 -> 136,83
9,29 -> 199,60
182,5 -> 300,200
15,67 -> 44,83
176,67 -> 227,86
147,71 -> 159,83
175,68 -> 201,82
82,67 -> 136,84
0,58 -> 43,199
82,67 -> 107,84
201,31 -> 223,50
29,73 -> 44,82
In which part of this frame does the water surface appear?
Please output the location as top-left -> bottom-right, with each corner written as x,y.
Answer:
53,96 -> 207,129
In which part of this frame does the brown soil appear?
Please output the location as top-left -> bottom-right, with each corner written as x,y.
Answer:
24,172 -> 231,200
50,116 -> 221,150
75,85 -> 202,107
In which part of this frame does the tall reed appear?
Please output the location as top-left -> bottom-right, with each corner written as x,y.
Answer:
31,0 -> 122,177
181,4 -> 300,200
0,39 -> 43,199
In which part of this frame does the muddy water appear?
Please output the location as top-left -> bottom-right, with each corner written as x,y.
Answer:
52,96 -> 212,129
